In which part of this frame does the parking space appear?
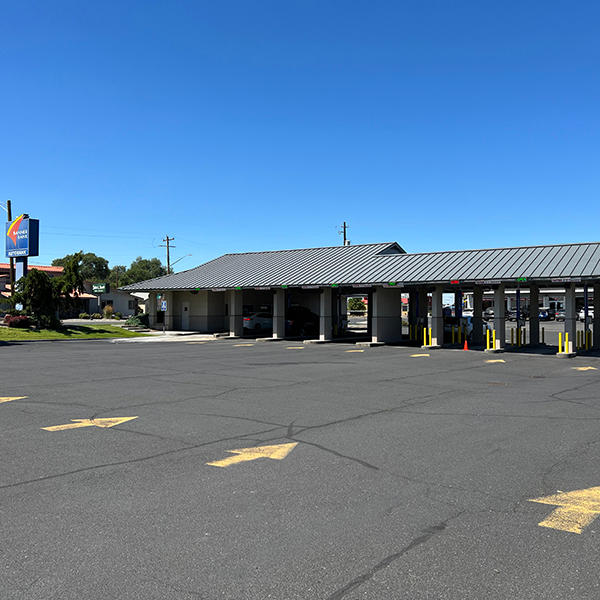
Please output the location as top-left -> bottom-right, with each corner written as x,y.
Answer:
2,340 -> 600,598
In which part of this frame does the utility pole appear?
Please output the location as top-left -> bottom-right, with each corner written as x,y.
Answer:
338,221 -> 349,246
6,200 -> 15,295
160,235 -> 175,274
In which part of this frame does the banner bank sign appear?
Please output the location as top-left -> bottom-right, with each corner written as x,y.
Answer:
5,215 -> 39,258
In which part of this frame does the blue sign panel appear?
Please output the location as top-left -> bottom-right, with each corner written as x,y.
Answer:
161,300 -> 168,312
6,215 -> 39,258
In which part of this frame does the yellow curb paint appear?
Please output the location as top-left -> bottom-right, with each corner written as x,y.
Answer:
410,353 -> 430,358
346,349 -> 364,353
42,417 -> 138,432
529,486 -> 600,534
206,442 -> 298,468
0,396 -> 27,404
573,366 -> 597,371
486,359 -> 506,364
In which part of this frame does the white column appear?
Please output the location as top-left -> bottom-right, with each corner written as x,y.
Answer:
272,289 -> 286,339
146,293 -> 157,327
430,286 -> 443,347
564,285 -> 577,353
471,287 -> 484,346
164,291 -> 174,330
229,290 -> 243,337
493,286 -> 506,349
529,285 -> 540,345
319,287 -> 333,341
594,284 -> 600,351
371,287 -> 402,343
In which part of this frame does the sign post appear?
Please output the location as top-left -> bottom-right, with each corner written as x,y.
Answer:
160,299 -> 167,334
92,283 -> 108,315
5,214 -> 39,283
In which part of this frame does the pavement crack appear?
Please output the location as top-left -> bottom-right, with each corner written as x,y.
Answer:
291,438 -> 379,470
325,513 -> 461,599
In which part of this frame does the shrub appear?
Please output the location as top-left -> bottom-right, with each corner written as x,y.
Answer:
78,312 -> 90,319
348,297 -> 367,312
125,313 -> 149,327
4,315 -> 32,328
91,313 -> 103,320
114,312 -> 122,320
103,305 -> 114,319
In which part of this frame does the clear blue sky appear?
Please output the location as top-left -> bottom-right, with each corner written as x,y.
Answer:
2,1 -> 599,270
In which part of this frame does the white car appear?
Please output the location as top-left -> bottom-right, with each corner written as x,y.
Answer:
243,312 -> 273,331
578,308 -> 594,322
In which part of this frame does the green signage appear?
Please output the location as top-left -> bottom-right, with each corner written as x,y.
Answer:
516,277 -> 528,283
92,283 -> 107,294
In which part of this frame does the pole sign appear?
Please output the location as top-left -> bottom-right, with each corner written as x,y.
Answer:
5,215 -> 39,258
161,300 -> 168,312
92,283 -> 107,294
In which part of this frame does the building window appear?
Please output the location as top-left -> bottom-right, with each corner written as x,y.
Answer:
128,300 -> 136,310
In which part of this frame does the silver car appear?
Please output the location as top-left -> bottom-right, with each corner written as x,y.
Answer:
243,312 -> 273,331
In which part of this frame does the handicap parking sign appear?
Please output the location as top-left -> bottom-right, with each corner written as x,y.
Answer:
161,300 -> 168,312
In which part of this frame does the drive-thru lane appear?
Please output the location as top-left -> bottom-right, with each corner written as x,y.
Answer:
2,339 -> 600,599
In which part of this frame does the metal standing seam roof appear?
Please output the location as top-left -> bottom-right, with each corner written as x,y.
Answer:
120,241 -> 600,292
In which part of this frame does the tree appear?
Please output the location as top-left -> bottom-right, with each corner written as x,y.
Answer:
12,269 -> 60,328
55,251 -> 86,315
348,297 -> 367,313
52,252 -> 109,281
121,257 -> 166,286
108,265 -> 127,289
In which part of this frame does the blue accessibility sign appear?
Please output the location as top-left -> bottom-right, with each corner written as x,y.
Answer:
160,300 -> 168,312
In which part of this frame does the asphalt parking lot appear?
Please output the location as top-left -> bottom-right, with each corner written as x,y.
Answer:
2,339 -> 600,599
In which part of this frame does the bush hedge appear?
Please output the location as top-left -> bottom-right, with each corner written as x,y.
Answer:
78,312 -> 90,319
4,315 -> 32,328
91,313 -> 103,320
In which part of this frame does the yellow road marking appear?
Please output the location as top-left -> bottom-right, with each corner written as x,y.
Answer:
346,349 -> 364,353
286,346 -> 304,349
573,366 -> 597,371
0,396 -> 27,403
233,343 -> 254,347
486,359 -> 506,364
528,486 -> 600,534
410,353 -> 430,358
206,442 -> 298,468
42,416 -> 138,432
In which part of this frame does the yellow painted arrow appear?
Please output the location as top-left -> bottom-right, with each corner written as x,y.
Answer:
528,486 -> 600,534
206,442 -> 298,468
0,396 -> 27,403
42,417 -> 138,432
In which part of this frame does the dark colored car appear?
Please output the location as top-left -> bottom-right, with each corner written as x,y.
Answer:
507,309 -> 529,322
538,309 -> 552,321
286,306 -> 319,337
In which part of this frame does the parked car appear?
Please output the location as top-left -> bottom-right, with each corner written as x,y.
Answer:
483,308 -> 494,321
538,309 -> 552,321
555,310 -> 565,322
578,308 -> 594,322
243,312 -> 272,331
507,309 -> 529,322
286,306 -> 319,337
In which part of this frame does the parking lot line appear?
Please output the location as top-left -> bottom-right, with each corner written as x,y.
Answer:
286,346 -> 305,350
486,359 -> 506,364
410,353 -> 430,358
233,343 -> 255,347
346,349 -> 364,353
0,396 -> 27,403
572,366 -> 597,371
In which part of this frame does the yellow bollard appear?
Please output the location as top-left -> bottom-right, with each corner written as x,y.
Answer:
558,332 -> 563,354
566,332 -> 570,354
429,327 -> 432,346
423,326 -> 427,346
486,329 -> 490,350
493,329 -> 496,350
